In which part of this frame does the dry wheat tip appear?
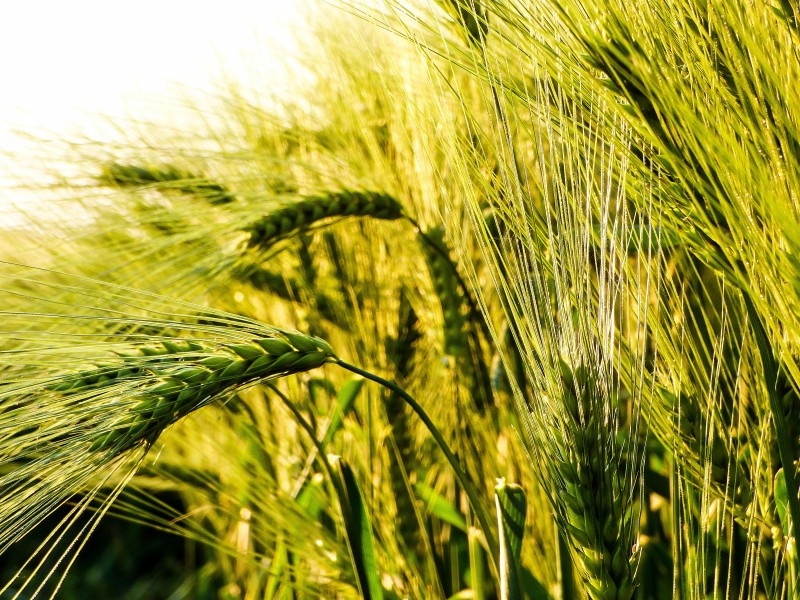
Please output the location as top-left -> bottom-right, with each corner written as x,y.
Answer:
244,190 -> 404,250
46,331 -> 336,456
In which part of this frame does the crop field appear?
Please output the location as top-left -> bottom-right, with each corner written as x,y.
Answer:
1,1 -> 799,598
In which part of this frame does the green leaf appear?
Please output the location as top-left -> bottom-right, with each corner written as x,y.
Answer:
414,481 -> 468,532
335,460 -> 384,600
321,377 -> 364,448
495,480 -> 527,600
520,567 -> 553,600
296,473 -> 327,519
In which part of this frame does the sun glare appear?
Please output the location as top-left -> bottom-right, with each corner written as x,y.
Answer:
0,1 -> 305,230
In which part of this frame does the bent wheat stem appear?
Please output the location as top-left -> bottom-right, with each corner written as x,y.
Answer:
333,358 -> 500,572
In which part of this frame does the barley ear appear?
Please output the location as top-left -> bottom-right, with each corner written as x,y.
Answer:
420,226 -> 493,410
552,362 -> 638,600
67,331 -> 335,455
244,190 -> 404,251
384,292 -> 424,556
101,162 -> 235,204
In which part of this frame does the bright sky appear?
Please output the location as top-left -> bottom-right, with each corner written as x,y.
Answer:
0,0 -> 307,226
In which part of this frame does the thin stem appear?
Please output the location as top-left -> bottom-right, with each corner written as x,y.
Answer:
743,294 -> 800,589
267,384 -> 378,600
333,358 -> 500,573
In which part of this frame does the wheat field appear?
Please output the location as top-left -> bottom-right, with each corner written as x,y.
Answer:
1,1 -> 799,598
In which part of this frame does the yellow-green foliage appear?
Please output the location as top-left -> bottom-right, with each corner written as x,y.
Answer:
1,0 -> 800,598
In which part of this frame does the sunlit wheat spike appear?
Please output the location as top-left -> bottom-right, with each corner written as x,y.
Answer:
552,362 -> 639,600
244,190 -> 404,250
384,292 -> 423,555
0,328 -> 334,543
0,264 -> 337,596
420,226 -> 493,410
421,226 -> 469,359
59,332 -> 334,456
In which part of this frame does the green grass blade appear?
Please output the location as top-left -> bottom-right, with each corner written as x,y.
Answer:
414,481 -> 468,533
321,377 -> 364,448
335,460 -> 385,600
495,481 -> 526,600
556,526 -> 576,600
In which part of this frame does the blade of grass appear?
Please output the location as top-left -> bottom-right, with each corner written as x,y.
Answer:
495,480 -> 526,600
335,460 -> 385,600
334,358 -> 500,573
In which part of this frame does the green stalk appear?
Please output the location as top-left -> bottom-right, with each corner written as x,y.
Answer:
268,384 -> 383,600
670,456 -> 682,600
468,524 -> 487,600
334,359 -> 500,574
557,525 -> 576,600
743,293 -> 800,588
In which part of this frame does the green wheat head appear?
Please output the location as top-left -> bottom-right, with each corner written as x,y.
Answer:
245,190 -> 404,251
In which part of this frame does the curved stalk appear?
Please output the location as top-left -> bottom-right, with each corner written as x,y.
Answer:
333,358 -> 500,574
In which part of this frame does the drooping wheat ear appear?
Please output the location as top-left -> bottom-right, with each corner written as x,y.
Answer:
420,226 -> 493,410
384,292 -> 423,556
51,332 -> 335,455
421,226 -> 468,357
244,190 -> 404,251
552,361 -> 639,600
101,163 -> 235,205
